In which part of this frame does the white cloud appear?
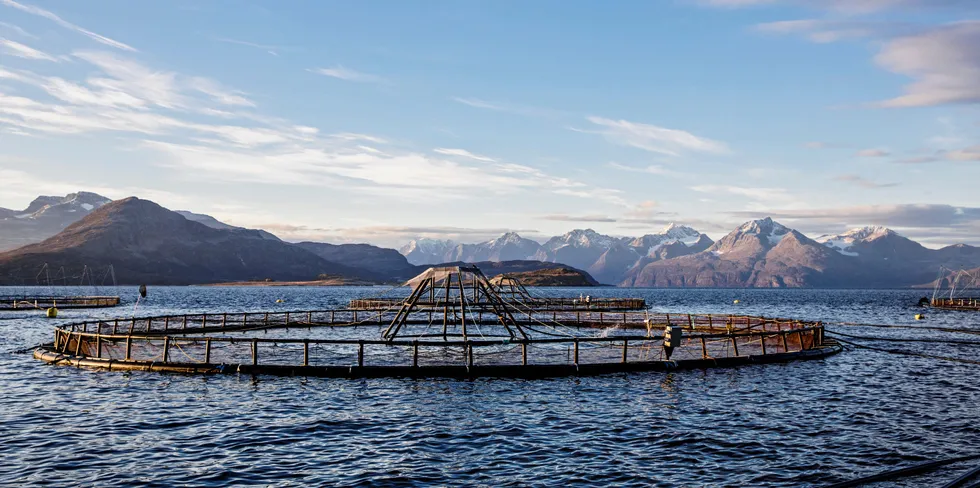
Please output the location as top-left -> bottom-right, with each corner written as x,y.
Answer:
0,21 -> 36,39
451,96 -> 565,118
0,0 -> 136,51
754,19 -> 881,43
946,145 -> 980,161
310,65 -> 386,84
875,22 -> 980,107
690,184 -> 794,202
214,37 -> 280,56
702,0 -> 973,14
584,116 -> 729,156
832,174 -> 898,188
607,162 -> 682,176
856,148 -> 890,157
433,148 -> 496,162
0,38 -> 56,60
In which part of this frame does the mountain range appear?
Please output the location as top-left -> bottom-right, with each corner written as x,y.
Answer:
402,224 -> 714,285
0,195 -> 579,286
2,191 -> 979,288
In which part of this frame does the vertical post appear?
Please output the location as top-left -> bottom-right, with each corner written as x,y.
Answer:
163,336 -> 170,363
701,336 -> 707,358
112,319 -> 118,335
574,339 -> 579,365
183,315 -> 188,330
622,340 -> 629,363
202,313 -> 207,329
522,342 -> 528,366
731,335 -> 739,356
164,316 -> 169,331
760,332 -> 767,355
204,338 -> 212,363
74,332 -> 83,357
125,336 -> 132,360
251,339 -> 258,366
357,341 -> 364,367
303,340 -> 309,366
223,313 -> 228,329
413,340 -> 419,368
243,313 -> 248,328
467,342 -> 473,368
688,314 -> 693,328
95,335 -> 102,358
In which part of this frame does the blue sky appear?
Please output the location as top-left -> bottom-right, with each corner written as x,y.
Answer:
1,0 -> 979,248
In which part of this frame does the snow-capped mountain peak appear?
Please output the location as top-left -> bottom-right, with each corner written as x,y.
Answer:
17,192 -> 111,219
548,229 -> 616,250
818,226 -> 899,257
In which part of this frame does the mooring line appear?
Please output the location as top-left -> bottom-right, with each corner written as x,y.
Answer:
830,322 -> 980,335
826,330 -> 980,345
824,453 -> 980,488
832,337 -> 980,366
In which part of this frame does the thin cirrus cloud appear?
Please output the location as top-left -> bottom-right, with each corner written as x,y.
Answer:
214,37 -> 281,56
702,0 -> 973,14
0,0 -> 136,51
607,162 -> 682,176
832,174 -> 898,189
451,97 -> 567,119
310,65 -> 387,84
433,148 -> 496,163
0,36 -> 626,211
539,214 -> 619,223
582,116 -> 729,157
0,38 -> 57,61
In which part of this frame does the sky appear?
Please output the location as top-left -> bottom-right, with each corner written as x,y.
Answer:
1,0 -> 979,249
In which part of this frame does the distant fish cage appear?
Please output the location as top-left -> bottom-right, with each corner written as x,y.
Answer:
33,266 -> 839,378
0,296 -> 121,311
930,298 -> 980,311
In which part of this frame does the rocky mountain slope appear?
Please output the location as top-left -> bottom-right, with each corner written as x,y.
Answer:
0,192 -> 112,251
0,198 -> 372,285
296,241 -> 418,280
176,210 -> 281,241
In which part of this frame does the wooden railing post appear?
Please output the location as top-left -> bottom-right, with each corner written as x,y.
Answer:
162,336 -> 170,363
251,339 -> 258,365
204,338 -> 211,364
303,340 -> 309,366
574,339 -> 579,365
357,341 -> 364,367
622,340 -> 629,363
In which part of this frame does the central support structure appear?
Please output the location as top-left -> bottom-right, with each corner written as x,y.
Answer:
382,266 -> 529,341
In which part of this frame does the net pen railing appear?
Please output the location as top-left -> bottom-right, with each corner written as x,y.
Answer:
47,314 -> 825,370
0,296 -> 120,310
55,310 -> 818,337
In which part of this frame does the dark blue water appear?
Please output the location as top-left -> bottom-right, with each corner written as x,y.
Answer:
2,286 -> 979,487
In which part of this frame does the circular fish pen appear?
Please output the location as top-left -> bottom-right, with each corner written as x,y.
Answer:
0,295 -> 121,311
929,267 -> 980,311
33,266 -> 840,378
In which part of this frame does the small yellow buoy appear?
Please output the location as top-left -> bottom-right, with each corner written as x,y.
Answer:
915,313 -> 924,320
733,299 -> 740,304
45,307 -> 58,318
276,299 -> 284,303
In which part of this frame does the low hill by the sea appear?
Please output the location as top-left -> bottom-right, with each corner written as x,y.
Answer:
491,267 -> 599,287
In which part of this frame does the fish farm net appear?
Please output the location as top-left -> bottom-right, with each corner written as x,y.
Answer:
34,266 -> 839,378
